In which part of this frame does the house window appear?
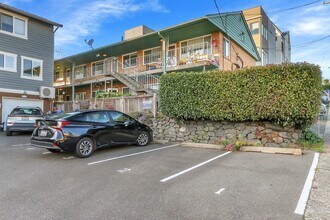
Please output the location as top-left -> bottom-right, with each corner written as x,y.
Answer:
0,11 -> 27,38
0,51 -> 17,72
261,49 -> 268,66
250,22 -> 259,35
92,60 -> 104,76
223,38 -> 230,58
75,65 -> 86,79
21,56 -> 43,81
143,47 -> 161,65
262,24 -> 268,40
180,36 -> 212,61
122,87 -> 130,95
123,53 -> 137,68
54,71 -> 63,81
66,69 -> 71,84
75,92 -> 86,101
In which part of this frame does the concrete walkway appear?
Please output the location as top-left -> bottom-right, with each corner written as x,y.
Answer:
304,111 -> 330,219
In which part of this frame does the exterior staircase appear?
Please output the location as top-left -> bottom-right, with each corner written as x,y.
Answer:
104,58 -> 159,94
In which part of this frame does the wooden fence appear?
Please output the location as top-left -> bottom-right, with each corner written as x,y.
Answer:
55,94 -> 157,116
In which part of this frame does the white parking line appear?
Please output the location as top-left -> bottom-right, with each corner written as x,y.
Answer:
88,144 -> 180,165
42,152 -> 52,155
294,152 -> 320,215
160,151 -> 231,183
27,147 -> 35,150
12,144 -> 30,147
215,188 -> 225,195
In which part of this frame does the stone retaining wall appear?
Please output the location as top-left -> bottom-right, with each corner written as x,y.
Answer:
150,117 -> 301,148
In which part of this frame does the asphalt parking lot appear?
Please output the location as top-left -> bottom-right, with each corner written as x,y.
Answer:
0,132 -> 315,220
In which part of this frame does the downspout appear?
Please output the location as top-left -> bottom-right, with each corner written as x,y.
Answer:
158,32 -> 166,75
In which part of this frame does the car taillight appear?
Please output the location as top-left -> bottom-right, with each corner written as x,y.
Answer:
53,121 -> 70,130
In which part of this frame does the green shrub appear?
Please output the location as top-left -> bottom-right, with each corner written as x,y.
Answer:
159,63 -> 321,129
299,129 -> 324,152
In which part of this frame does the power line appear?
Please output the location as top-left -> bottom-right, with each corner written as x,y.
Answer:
268,0 -> 322,13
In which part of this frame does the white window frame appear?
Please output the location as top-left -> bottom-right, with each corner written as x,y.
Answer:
223,38 -> 230,58
91,60 -> 104,76
0,9 -> 28,39
74,64 -> 86,79
21,56 -> 43,81
106,88 -> 118,93
262,24 -> 268,40
250,22 -> 259,35
75,92 -> 86,101
180,35 -> 212,60
261,49 -> 268,66
143,46 -> 161,65
0,50 -> 17,72
122,52 -> 138,69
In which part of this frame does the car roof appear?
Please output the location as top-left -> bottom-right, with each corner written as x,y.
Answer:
76,109 -> 122,113
15,106 -> 40,108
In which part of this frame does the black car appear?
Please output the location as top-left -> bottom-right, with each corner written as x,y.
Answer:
30,110 -> 153,158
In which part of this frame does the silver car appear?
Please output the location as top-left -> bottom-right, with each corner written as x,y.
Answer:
6,106 -> 44,136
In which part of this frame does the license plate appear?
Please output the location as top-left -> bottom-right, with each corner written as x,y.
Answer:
39,130 -> 47,137
21,116 -> 29,121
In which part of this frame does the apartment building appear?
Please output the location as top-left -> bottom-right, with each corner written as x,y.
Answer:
54,12 -> 260,106
0,3 -> 62,125
243,6 -> 291,66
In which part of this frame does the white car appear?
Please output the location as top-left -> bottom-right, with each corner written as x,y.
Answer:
6,106 -> 44,136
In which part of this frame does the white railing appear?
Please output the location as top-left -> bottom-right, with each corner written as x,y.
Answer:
180,42 -> 212,63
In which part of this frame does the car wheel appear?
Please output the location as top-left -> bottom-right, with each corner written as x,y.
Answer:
136,131 -> 150,146
6,130 -> 12,136
75,137 -> 95,158
47,149 -> 61,153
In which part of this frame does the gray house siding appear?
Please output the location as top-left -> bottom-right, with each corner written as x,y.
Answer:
0,17 -> 54,92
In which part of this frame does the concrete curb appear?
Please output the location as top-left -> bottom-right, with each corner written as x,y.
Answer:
240,146 -> 302,156
181,142 -> 224,150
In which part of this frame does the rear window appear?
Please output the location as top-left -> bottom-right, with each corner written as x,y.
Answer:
46,112 -> 80,120
10,108 -> 43,116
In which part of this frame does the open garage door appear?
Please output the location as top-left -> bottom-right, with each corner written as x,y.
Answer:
2,97 -> 44,131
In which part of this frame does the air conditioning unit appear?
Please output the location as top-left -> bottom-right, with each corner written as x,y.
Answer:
39,86 -> 55,99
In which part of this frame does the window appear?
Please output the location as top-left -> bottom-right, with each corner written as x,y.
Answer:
143,47 -> 161,65
261,49 -> 268,66
54,71 -> 63,81
75,92 -> 86,101
66,69 -> 71,84
74,111 -> 110,123
21,56 -> 43,80
123,53 -> 137,68
92,60 -> 104,76
262,24 -> 268,40
0,51 -> 17,72
250,22 -> 259,35
180,36 -> 212,61
123,87 -> 130,95
223,38 -> 230,58
109,111 -> 132,125
75,65 -> 86,79
0,11 -> 27,38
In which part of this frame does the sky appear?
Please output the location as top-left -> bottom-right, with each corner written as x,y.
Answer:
2,0 -> 330,78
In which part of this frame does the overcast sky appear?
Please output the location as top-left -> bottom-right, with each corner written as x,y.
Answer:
3,0 -> 330,78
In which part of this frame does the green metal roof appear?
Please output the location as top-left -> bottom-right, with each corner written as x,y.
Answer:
55,12 -> 259,67
206,12 -> 260,61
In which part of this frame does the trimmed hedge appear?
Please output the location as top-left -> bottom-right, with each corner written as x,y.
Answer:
159,63 -> 322,128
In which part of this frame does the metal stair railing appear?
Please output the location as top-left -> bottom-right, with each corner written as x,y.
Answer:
104,58 -> 159,93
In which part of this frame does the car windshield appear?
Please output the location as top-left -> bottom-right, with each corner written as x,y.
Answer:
10,108 -> 42,116
46,112 -> 80,120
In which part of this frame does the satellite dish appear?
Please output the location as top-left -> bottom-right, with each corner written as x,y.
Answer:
84,39 -> 94,50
